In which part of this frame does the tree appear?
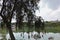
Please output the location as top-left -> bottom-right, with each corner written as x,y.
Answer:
15,0 -> 40,39
0,0 -> 16,40
35,16 -> 45,33
41,18 -> 45,31
0,0 -> 40,40
15,0 -> 40,32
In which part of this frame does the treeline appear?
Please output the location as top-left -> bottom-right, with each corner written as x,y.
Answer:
45,21 -> 60,27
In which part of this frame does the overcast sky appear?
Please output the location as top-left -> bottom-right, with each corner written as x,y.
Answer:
35,0 -> 60,21
0,0 -> 60,22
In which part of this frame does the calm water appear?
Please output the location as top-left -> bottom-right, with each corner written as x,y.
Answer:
0,32 -> 60,40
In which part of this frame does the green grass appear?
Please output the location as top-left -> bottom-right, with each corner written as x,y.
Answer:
0,26 -> 60,33
45,26 -> 60,33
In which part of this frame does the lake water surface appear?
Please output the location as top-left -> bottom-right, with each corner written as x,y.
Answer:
0,32 -> 60,40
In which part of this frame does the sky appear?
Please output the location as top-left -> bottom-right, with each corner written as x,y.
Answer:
0,0 -> 60,22
35,0 -> 60,21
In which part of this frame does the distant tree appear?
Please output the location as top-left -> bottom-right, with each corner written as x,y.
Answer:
35,16 -> 41,33
35,16 -> 45,33
41,18 -> 45,31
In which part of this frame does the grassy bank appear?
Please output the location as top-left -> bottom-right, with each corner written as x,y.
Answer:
0,26 -> 60,34
45,22 -> 60,33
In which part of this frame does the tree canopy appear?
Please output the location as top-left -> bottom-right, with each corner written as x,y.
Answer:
0,0 -> 40,40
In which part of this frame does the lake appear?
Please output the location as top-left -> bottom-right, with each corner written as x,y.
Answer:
0,31 -> 60,40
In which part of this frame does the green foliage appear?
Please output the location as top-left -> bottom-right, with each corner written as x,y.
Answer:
35,16 -> 45,32
15,0 -> 40,30
0,0 -> 40,40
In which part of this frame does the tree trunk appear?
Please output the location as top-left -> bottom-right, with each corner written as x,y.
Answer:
6,22 -> 15,40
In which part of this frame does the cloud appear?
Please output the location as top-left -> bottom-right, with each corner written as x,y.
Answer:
35,0 -> 60,21
42,0 -> 60,10
47,0 -> 60,10
49,7 -> 60,21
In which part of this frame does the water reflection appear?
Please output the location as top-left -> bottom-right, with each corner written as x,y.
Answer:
0,32 -> 60,40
